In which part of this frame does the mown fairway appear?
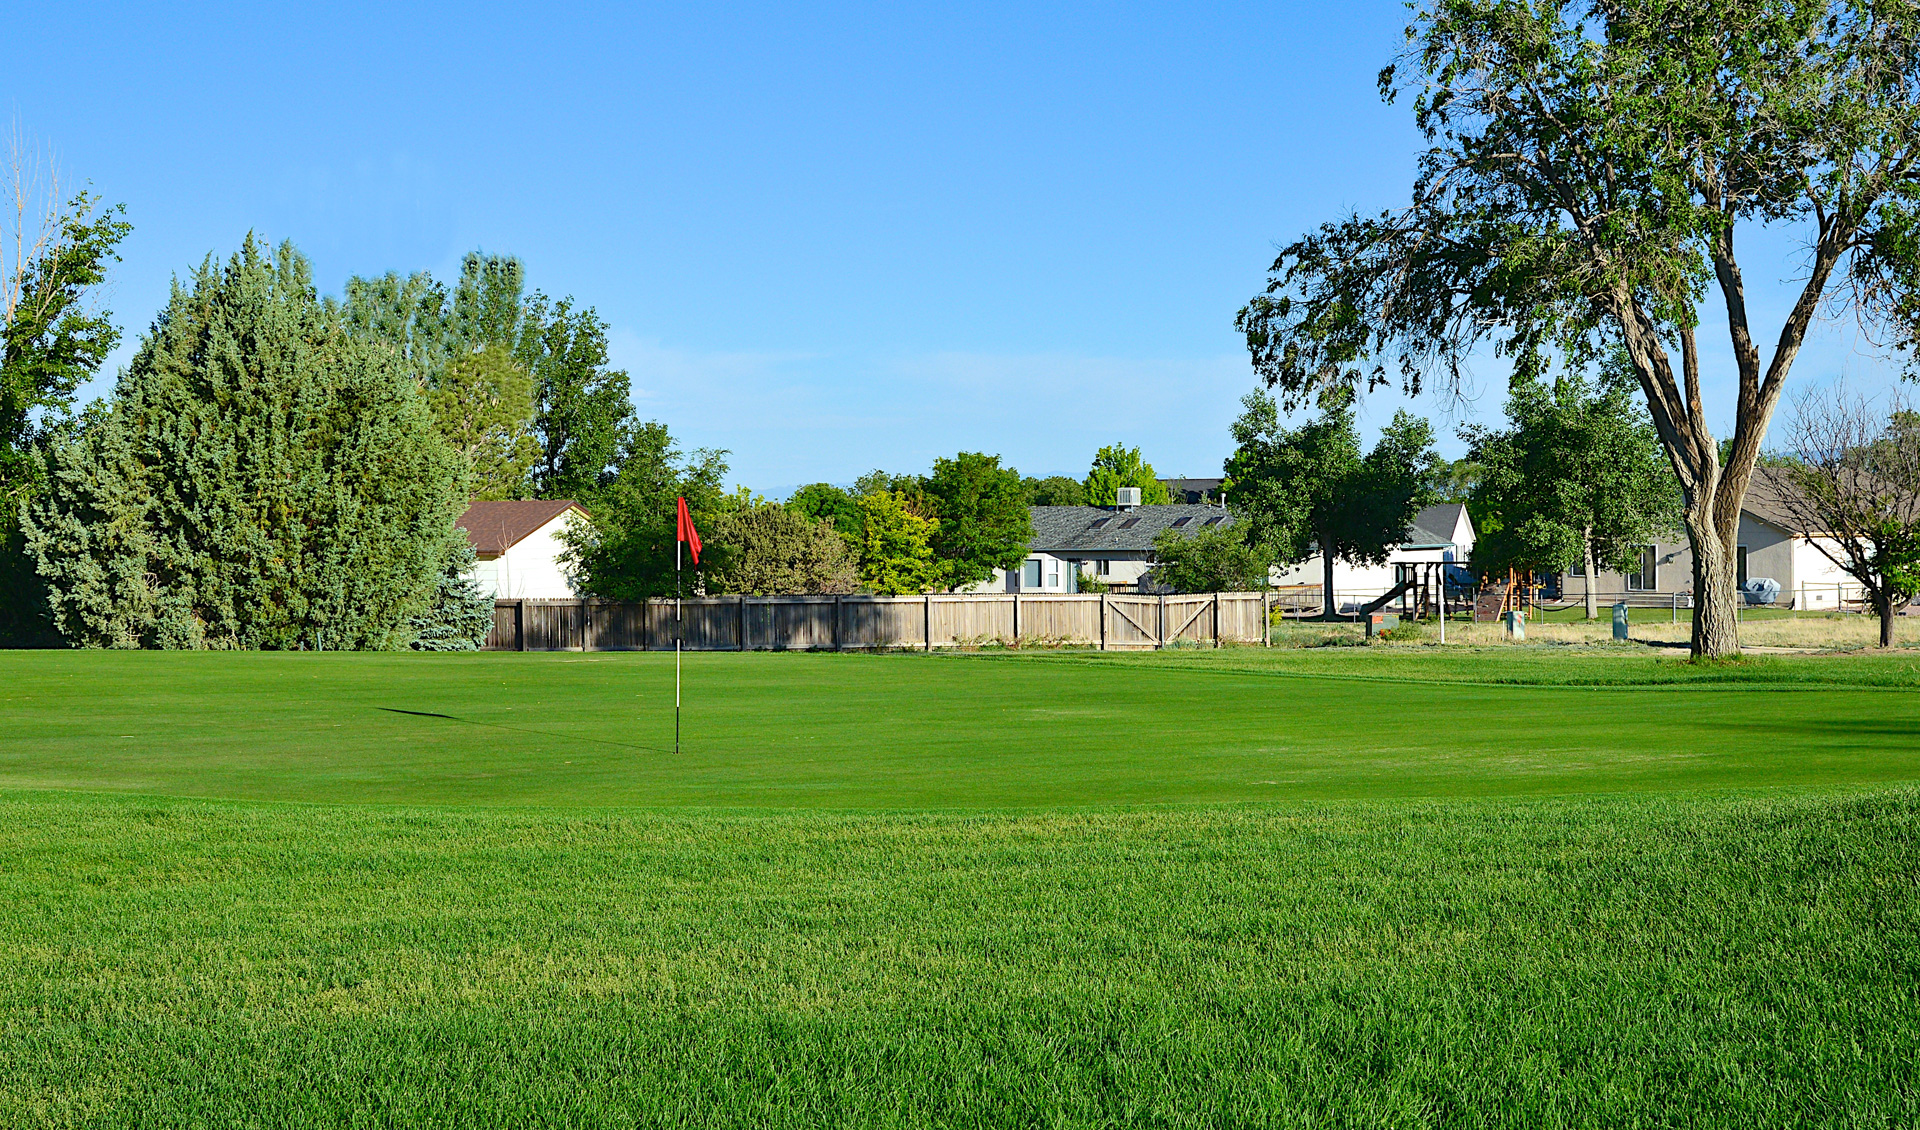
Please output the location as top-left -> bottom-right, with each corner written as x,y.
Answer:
2,647 -> 1917,1127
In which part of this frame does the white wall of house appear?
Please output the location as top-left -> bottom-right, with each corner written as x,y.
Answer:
1559,513 -> 1857,607
467,510 -> 582,599
968,552 -> 1156,593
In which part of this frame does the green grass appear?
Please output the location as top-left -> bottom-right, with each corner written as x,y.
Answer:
2,648 -> 1917,1126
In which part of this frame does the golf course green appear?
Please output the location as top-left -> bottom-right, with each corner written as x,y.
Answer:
2,646 -> 1916,1127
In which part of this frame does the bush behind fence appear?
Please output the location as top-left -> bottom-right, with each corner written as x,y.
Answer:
486,592 -> 1280,652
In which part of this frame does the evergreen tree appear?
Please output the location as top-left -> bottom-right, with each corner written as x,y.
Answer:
25,237 -> 466,649
410,538 -> 495,650
1084,444 -> 1171,506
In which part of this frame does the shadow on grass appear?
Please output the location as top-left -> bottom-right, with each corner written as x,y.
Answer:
376,707 -> 674,756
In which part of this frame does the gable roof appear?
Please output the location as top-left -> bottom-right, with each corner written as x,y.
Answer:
1741,466 -> 1817,533
1404,502 -> 1472,549
1030,504 -> 1234,552
458,500 -> 587,556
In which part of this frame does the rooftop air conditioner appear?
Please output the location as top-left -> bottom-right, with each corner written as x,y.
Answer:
1115,486 -> 1141,509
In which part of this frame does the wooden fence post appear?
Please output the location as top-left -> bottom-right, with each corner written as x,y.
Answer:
514,599 -> 526,652
924,594 -> 932,651
1099,593 -> 1107,651
1012,593 -> 1019,644
1263,591 -> 1271,647
1211,593 -> 1219,646
738,595 -> 747,651
834,595 -> 843,651
1158,593 -> 1166,648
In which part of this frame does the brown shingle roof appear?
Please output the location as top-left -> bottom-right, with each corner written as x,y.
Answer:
457,500 -> 586,555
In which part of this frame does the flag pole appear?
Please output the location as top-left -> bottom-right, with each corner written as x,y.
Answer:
675,532 -> 682,756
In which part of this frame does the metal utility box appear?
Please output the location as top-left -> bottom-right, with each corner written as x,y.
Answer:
1503,609 -> 1525,640
1612,601 -> 1630,640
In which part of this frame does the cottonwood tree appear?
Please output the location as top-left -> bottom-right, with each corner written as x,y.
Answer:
1225,390 -> 1438,617
0,136 -> 129,644
1768,387 -> 1920,646
1466,371 -> 1677,618
1236,0 -> 1920,656
429,345 -> 538,500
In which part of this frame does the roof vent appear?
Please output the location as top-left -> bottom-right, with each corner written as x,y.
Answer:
1115,486 -> 1141,510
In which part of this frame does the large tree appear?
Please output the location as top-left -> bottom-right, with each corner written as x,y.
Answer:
25,238 -> 468,649
1148,524 -> 1272,593
560,422 -> 728,601
1084,444 -> 1171,506
857,491 -> 945,595
1769,388 -> 1920,646
1235,0 -> 1920,656
518,295 -> 634,504
703,504 -> 860,596
921,452 -> 1032,590
1226,390 -> 1438,617
0,170 -> 130,645
428,345 -> 538,500
1466,371 -> 1678,618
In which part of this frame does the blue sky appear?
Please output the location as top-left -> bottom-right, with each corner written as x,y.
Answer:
13,2 -> 1906,496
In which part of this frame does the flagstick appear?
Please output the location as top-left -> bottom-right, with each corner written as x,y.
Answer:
675,535 -> 682,756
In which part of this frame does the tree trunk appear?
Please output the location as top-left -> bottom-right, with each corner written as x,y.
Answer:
1582,531 -> 1597,621
1321,539 -> 1337,621
1874,590 -> 1895,649
1682,495 -> 1741,658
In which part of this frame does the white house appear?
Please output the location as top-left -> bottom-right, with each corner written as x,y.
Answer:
457,499 -> 588,600
1268,503 -> 1476,610
1556,468 -> 1855,608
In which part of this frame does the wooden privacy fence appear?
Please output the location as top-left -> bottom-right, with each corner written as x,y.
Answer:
485,592 -> 1280,652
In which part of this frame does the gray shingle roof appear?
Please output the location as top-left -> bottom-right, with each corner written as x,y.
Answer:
1030,505 -> 1235,552
1404,502 -> 1469,548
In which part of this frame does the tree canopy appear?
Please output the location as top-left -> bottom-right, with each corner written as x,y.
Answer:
857,491 -> 945,595
561,422 -> 729,601
26,238 -> 468,649
1466,371 -> 1677,615
921,452 -> 1031,590
703,503 -> 860,596
1084,444 -> 1171,506
0,186 -> 130,645
1226,390 -> 1438,616
1235,0 -> 1920,655
1148,524 -> 1272,593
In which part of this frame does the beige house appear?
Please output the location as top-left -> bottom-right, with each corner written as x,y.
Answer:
457,500 -> 588,600
1556,469 -> 1855,608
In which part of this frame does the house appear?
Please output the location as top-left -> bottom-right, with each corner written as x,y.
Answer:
1159,476 -> 1225,505
1268,503 -> 1476,610
972,503 -> 1238,593
1556,468 -> 1854,608
457,499 -> 589,600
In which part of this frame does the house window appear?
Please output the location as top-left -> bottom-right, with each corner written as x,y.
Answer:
1120,517 -> 1141,529
1047,560 -> 1060,588
1171,516 -> 1192,527
1570,555 -> 1584,577
1203,517 -> 1223,527
1022,559 -> 1042,588
1627,546 -> 1657,591
1089,517 -> 1111,529
1098,559 -> 1111,576
1737,545 -> 1749,589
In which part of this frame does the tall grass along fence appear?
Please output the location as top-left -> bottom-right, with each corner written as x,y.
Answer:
486,592 -> 1277,652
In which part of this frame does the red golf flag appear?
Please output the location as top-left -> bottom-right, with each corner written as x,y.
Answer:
676,496 -> 702,564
